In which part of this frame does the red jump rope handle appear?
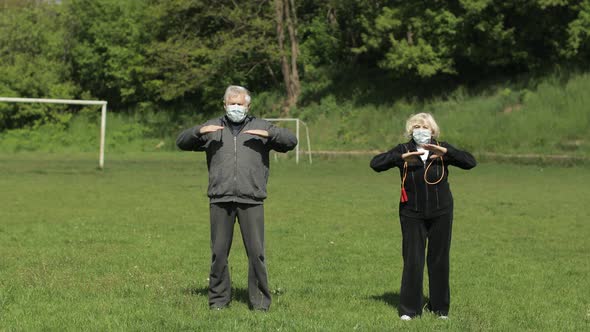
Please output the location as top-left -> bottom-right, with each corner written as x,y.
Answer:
400,187 -> 408,203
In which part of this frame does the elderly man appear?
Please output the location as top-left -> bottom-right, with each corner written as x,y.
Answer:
176,85 -> 297,311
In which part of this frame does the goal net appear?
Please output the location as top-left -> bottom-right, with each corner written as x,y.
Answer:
0,98 -> 312,167
264,118 -> 312,164
0,97 -> 108,169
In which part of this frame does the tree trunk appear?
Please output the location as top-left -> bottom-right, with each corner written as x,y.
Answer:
406,27 -> 414,46
274,0 -> 300,114
286,0 -> 300,107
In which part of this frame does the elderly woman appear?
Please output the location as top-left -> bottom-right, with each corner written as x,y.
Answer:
370,113 -> 476,320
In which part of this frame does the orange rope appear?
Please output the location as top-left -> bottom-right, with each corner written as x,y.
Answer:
424,141 -> 445,184
400,142 -> 445,202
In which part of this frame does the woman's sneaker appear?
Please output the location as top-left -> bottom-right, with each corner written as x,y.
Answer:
400,315 -> 412,321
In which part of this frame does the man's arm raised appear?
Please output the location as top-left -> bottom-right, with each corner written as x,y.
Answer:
176,123 -> 224,151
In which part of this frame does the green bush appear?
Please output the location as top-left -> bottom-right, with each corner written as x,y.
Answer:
302,71 -> 590,157
1,71 -> 588,158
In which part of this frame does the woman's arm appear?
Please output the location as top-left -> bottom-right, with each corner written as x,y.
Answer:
370,145 -> 404,172
441,142 -> 477,169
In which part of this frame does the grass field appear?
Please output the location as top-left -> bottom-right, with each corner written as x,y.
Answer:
0,153 -> 588,331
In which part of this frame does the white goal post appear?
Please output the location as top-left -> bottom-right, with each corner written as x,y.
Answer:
264,118 -> 312,164
0,98 -> 311,167
0,97 -> 108,169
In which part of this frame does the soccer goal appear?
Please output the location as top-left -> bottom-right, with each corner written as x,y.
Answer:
0,97 -> 108,169
264,118 -> 312,164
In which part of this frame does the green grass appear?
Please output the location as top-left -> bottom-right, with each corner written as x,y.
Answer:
0,153 -> 589,331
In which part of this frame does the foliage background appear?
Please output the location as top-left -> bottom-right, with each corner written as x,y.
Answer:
1,0 -> 589,156
1,2 -> 589,330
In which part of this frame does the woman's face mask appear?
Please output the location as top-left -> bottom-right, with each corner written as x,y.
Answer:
412,128 -> 432,145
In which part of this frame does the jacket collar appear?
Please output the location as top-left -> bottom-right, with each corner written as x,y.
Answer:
220,114 -> 254,127
220,115 -> 254,136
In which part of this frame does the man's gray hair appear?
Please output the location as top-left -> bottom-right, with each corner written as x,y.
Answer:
224,85 -> 251,105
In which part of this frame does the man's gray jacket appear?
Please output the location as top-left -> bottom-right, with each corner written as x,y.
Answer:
176,116 -> 298,204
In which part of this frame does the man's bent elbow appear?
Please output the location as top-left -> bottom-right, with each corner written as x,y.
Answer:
277,140 -> 298,153
176,135 -> 194,151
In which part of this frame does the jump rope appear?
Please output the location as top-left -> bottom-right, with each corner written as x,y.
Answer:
400,141 -> 445,203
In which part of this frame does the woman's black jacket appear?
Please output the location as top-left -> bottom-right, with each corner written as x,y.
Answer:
370,139 -> 476,218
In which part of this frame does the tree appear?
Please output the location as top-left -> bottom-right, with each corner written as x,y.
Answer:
142,0 -> 281,114
352,0 -> 584,79
564,0 -> 590,59
64,0 -> 149,108
0,2 -> 77,129
275,0 -> 301,112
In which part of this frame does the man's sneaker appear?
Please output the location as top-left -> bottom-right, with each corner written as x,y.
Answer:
438,315 -> 449,320
400,315 -> 412,321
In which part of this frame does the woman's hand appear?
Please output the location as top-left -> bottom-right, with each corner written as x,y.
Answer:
422,143 -> 447,159
402,151 -> 425,162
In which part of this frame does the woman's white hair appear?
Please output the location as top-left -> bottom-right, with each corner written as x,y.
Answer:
224,85 -> 251,105
405,113 -> 440,138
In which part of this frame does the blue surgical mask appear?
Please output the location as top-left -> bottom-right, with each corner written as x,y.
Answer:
412,128 -> 431,145
226,105 -> 248,123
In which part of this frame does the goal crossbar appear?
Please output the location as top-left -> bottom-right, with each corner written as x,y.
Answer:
0,99 -> 311,167
0,97 -> 108,169
264,118 -> 312,164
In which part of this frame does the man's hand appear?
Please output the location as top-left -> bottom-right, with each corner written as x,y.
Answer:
402,151 -> 425,162
200,125 -> 224,134
422,143 -> 448,159
244,129 -> 269,138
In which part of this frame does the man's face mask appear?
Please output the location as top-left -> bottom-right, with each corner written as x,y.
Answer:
412,128 -> 432,145
226,104 -> 248,123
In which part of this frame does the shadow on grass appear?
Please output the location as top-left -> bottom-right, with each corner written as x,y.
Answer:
370,292 -> 401,308
370,292 -> 433,314
184,287 -> 208,297
183,287 -> 250,305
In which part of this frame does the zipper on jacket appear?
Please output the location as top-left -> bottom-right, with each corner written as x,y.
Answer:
435,162 -> 440,208
410,170 -> 418,210
233,136 -> 238,195
423,162 -> 430,213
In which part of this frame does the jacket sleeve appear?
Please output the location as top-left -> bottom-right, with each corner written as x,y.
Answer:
442,142 -> 477,170
370,144 -> 404,172
266,123 -> 298,153
176,124 -> 209,151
